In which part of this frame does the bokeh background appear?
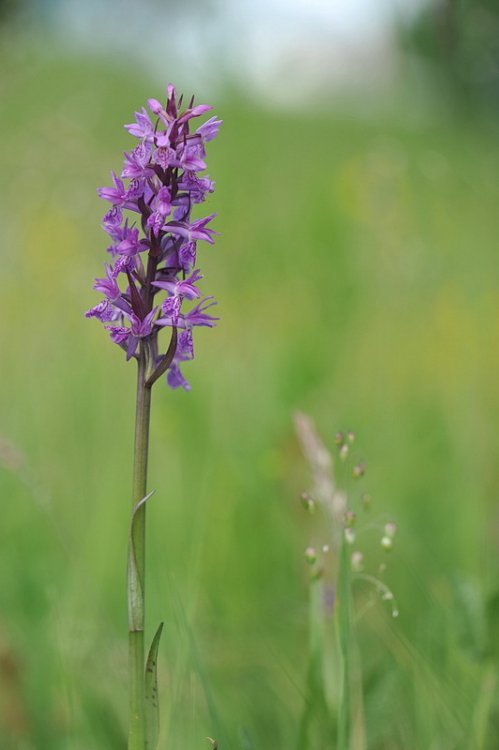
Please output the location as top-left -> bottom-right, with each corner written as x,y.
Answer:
1,1 -> 499,748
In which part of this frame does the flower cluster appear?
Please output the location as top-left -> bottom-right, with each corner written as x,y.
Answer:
86,85 -> 222,390
295,414 -> 399,619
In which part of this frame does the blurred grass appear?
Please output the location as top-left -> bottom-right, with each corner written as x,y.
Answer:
1,45 -> 499,749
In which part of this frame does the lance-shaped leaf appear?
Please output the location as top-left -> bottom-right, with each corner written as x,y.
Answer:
128,490 -> 155,632
145,621 -> 164,750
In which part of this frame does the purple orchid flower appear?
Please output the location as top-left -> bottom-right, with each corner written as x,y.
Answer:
121,144 -> 153,180
102,206 -> 124,240
152,146 -> 175,170
147,97 -> 170,125
156,296 -> 218,330
106,308 -> 158,361
165,331 -> 195,390
111,255 -> 137,277
178,103 -> 213,125
88,85 -> 221,389
184,297 -> 219,327
130,309 -> 157,337
124,107 -> 155,140
178,241 -> 197,270
166,364 -> 191,391
147,186 -> 172,235
167,213 -> 218,245
152,268 -> 203,300
197,116 -> 223,142
116,226 -> 149,256
85,299 -> 121,322
176,329 -> 194,361
93,265 -> 121,300
177,173 -> 215,204
98,172 -> 128,205
176,145 -> 206,172
107,326 -> 130,344
98,172 -> 141,212
160,295 -> 182,325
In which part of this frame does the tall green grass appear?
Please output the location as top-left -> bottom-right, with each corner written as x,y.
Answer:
1,45 -> 499,748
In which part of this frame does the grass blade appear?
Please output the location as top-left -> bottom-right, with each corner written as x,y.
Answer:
145,621 -> 164,750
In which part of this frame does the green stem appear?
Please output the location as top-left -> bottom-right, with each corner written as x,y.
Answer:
128,347 -> 152,750
296,575 -> 327,750
337,536 -> 351,750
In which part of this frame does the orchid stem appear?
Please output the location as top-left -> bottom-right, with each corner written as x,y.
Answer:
128,346 -> 152,750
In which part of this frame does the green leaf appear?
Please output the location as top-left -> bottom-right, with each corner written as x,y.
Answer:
128,490 -> 155,632
145,621 -> 164,750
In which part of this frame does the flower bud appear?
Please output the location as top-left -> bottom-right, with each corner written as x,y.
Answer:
351,551 -> 364,572
300,492 -> 316,513
304,546 -> 317,565
361,493 -> 371,510
381,535 -> 393,551
339,444 -> 349,461
344,510 -> 356,528
384,522 -> 397,539
347,431 -> 355,444
147,97 -> 163,114
344,528 -> 355,545
352,462 -> 366,479
335,431 -> 345,445
311,566 -> 324,581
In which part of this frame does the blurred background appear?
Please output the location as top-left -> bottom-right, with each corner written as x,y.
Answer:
1,0 -> 499,747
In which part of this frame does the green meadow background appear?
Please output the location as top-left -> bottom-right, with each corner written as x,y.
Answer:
1,36 -> 499,750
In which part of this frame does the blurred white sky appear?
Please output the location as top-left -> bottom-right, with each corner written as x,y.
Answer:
231,0 -> 418,35
47,0 -> 431,103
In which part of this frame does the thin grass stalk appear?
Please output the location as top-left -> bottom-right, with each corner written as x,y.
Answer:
296,574 -> 326,749
128,346 -> 152,750
337,534 -> 352,750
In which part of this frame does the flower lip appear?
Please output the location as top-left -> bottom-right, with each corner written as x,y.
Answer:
152,268 -> 203,300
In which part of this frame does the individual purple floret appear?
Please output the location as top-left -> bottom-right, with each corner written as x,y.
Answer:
87,85 -> 222,391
